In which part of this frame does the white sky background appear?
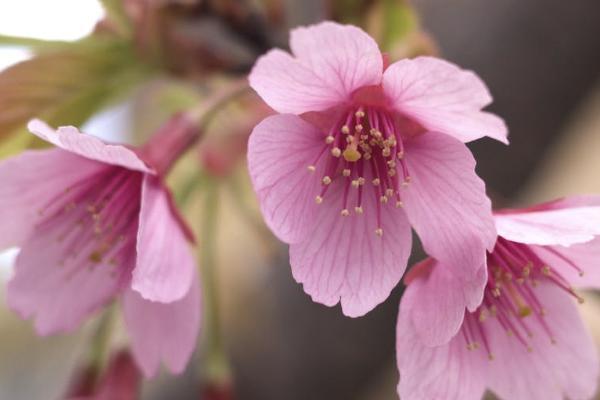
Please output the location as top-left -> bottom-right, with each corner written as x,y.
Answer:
0,1 -> 132,275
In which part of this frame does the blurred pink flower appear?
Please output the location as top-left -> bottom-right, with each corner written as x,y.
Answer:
396,197 -> 600,400
0,117 -> 201,377
65,351 -> 141,400
247,21 -> 507,317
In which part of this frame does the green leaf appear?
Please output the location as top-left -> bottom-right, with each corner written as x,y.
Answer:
0,34 -> 70,50
0,37 -> 153,156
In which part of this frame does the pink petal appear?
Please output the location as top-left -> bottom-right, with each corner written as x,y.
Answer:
249,49 -> 345,114
396,297 -> 487,400
123,271 -> 201,378
403,259 -> 486,346
247,114 -> 323,243
289,21 -> 382,101
401,131 -> 495,307
6,222 -> 130,335
382,57 -> 508,144
0,148 -> 104,249
249,22 -> 382,114
505,195 -> 600,212
289,180 -> 412,317
131,176 -> 195,303
532,239 -> 600,289
494,205 -> 600,246
27,119 -> 153,173
486,283 -> 598,400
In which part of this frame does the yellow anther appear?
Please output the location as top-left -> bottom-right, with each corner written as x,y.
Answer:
315,196 -> 323,204
364,152 -> 372,160
380,196 -> 388,204
343,147 -> 362,162
388,169 -> 397,177
355,110 -> 365,118
372,178 -> 380,186
518,306 -> 532,318
322,176 -> 332,185
331,147 -> 342,157
325,135 -> 335,144
355,124 -> 363,133
357,177 -> 365,185
396,201 -> 403,208
541,266 -> 550,275
307,165 -> 316,173
382,147 -> 391,157
375,228 -> 384,237
354,206 -> 363,214
397,151 -> 404,159
341,209 -> 350,217
89,251 -> 103,263
341,126 -> 350,134
385,188 -> 394,197
342,169 -> 351,177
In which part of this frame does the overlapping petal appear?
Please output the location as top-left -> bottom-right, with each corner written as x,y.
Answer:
401,131 -> 495,304
495,204 -> 600,246
397,297 -> 487,400
382,57 -> 508,144
132,175 -> 195,303
249,22 -> 382,114
123,271 -> 201,378
402,259 -> 486,346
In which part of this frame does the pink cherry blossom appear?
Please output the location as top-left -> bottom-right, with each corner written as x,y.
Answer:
0,117 -> 201,377
247,21 -> 507,316
397,197 -> 600,400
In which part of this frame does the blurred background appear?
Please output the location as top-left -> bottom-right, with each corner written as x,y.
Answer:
0,0 -> 600,399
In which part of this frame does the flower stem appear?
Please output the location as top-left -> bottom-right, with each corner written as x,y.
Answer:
200,179 -> 231,386
88,304 -> 117,381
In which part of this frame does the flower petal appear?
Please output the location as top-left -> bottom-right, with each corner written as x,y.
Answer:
289,21 -> 382,101
486,283 -> 598,400
396,297 -> 487,400
247,114 -> 323,243
494,206 -> 600,247
249,22 -> 382,114
383,57 -> 508,144
0,148 -> 104,249
123,271 -> 201,378
403,259 -> 486,346
6,221 -> 130,335
533,239 -> 600,289
401,131 -> 495,306
249,49 -> 345,114
289,181 -> 412,317
131,176 -> 195,303
27,119 -> 153,173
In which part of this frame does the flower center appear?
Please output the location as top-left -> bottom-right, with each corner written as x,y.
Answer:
307,106 -> 411,236
461,237 -> 584,359
36,167 -> 142,274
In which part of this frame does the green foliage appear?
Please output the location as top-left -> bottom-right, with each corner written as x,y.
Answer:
0,37 -> 153,156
